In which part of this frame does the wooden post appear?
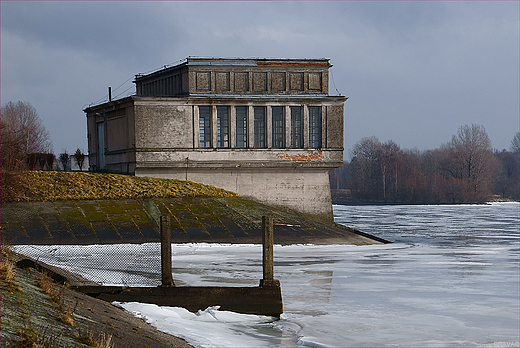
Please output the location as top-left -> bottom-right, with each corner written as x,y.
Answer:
260,215 -> 280,287
160,215 -> 174,287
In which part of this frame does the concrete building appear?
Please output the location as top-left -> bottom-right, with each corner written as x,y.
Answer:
84,58 -> 347,221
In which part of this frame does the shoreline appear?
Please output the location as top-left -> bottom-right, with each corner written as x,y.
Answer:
332,200 -> 519,206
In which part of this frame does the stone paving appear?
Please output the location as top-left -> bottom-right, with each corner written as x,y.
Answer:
1,197 -> 387,245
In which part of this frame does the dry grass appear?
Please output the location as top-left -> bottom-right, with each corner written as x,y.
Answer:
3,170 -> 238,202
16,323 -> 63,348
1,243 -> 19,291
86,330 -> 114,348
58,300 -> 76,327
0,170 -> 32,203
1,256 -> 15,282
36,271 -> 54,296
36,271 -> 75,326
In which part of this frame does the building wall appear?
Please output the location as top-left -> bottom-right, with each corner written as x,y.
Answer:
130,96 -> 344,220
85,97 -> 136,173
134,101 -> 193,149
86,58 -> 346,221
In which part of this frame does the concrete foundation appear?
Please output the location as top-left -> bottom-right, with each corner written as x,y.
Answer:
136,167 -> 335,221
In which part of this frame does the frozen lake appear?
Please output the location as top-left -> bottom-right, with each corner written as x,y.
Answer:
16,202 -> 519,347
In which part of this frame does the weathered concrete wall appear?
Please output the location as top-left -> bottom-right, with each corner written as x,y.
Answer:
2,198 -> 388,246
76,285 -> 283,317
134,148 -> 343,166
326,104 -> 344,149
136,167 -> 335,221
134,101 -> 193,149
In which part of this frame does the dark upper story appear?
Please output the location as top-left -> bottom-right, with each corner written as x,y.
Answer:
134,57 -> 331,97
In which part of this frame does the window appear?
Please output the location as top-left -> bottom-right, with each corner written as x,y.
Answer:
199,106 -> 211,148
272,106 -> 285,149
291,106 -> 303,148
217,106 -> 229,148
254,106 -> 266,148
236,106 -> 248,148
309,106 -> 322,148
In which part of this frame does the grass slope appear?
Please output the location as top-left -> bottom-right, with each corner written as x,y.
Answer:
2,171 -> 237,202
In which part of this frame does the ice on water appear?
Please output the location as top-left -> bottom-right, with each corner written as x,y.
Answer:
15,202 -> 519,347
111,302 -> 280,348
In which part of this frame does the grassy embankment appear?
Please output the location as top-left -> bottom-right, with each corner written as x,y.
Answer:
2,170 -> 238,203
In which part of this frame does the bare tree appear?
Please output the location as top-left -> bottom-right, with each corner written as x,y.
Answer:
73,148 -> 86,171
510,132 -> 520,154
59,151 -> 69,171
350,136 -> 383,201
445,124 -> 495,202
1,101 -> 52,171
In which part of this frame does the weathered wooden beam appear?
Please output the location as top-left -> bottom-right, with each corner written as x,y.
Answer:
160,215 -> 174,287
260,214 -> 280,288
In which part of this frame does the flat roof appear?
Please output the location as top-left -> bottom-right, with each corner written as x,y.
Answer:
134,57 -> 332,82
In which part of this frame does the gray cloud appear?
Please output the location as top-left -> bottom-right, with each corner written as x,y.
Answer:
1,1 -> 518,155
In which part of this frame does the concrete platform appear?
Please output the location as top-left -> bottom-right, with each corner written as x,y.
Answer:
16,257 -> 283,317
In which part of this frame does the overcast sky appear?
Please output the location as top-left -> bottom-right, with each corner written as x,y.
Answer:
1,1 -> 518,158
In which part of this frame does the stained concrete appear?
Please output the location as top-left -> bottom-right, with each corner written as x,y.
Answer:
1,197 -> 389,245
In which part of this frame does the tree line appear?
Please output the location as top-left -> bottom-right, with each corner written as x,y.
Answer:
1,101 -> 88,202
330,124 -> 519,203
1,101 -> 86,172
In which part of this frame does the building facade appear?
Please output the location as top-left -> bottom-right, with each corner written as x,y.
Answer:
84,58 -> 347,221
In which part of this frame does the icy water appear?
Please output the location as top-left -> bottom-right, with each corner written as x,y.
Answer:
16,202 -> 519,347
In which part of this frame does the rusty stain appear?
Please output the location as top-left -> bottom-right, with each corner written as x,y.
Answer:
278,150 -> 323,161
257,62 -> 329,66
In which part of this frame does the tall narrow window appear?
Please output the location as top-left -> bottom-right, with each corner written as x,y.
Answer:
217,106 -> 229,148
291,106 -> 303,148
236,106 -> 248,148
309,106 -> 322,149
254,106 -> 266,148
199,106 -> 211,148
272,106 -> 285,149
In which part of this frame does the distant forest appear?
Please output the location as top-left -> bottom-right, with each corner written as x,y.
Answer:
330,125 -> 519,204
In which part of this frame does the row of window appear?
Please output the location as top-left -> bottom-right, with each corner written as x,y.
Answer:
140,74 -> 184,96
198,106 -> 322,149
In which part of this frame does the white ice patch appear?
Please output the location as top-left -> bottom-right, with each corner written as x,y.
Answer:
113,302 -> 278,348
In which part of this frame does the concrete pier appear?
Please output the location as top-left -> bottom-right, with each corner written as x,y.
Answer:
74,285 -> 283,317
